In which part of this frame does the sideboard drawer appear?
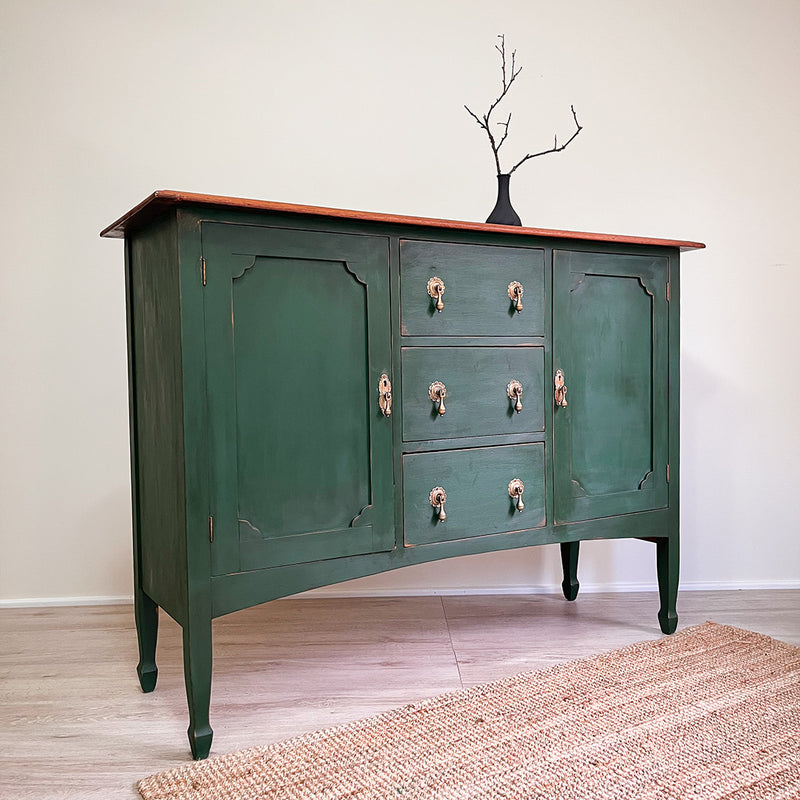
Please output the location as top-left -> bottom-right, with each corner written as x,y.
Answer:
401,346 -> 544,442
403,444 -> 546,546
399,240 -> 544,336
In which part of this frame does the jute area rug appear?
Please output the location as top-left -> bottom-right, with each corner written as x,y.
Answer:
138,622 -> 800,800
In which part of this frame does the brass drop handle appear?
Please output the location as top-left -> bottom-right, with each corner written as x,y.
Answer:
378,374 -> 393,417
507,379 -> 523,413
429,381 -> 447,415
427,277 -> 445,312
508,281 -> 524,313
430,487 -> 447,521
554,369 -> 568,408
508,478 -> 525,512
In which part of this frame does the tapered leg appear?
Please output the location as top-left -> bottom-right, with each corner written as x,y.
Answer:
656,536 -> 679,634
183,617 -> 214,760
134,587 -> 159,692
560,541 -> 580,601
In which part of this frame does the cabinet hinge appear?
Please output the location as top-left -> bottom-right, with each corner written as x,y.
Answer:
209,515 -> 214,542
201,257 -> 207,286
666,281 -> 671,302
666,464 -> 671,482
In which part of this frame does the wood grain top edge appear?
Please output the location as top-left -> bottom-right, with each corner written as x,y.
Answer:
99,190 -> 706,251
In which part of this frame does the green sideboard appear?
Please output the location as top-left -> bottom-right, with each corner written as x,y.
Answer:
101,191 -> 704,759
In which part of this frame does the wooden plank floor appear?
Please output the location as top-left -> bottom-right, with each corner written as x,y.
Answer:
1,589 -> 798,799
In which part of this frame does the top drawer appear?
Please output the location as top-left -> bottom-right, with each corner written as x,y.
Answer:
400,241 -> 545,337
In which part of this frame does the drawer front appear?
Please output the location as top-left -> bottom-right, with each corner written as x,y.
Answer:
400,241 -> 545,336
403,444 -> 546,546
402,346 -> 544,442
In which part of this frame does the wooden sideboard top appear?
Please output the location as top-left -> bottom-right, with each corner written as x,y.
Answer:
100,190 -> 706,251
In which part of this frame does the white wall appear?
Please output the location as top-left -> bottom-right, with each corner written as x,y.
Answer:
1,0 -> 798,604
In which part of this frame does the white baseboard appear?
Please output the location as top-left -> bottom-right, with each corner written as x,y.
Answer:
2,580 -> 798,609
677,579 -> 800,592
300,579 -> 800,598
0,595 -> 133,609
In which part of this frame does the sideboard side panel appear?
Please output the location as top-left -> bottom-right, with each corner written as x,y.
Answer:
668,250 -> 680,523
128,213 -> 188,623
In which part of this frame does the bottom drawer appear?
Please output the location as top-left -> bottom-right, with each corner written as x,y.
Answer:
403,444 -> 546,546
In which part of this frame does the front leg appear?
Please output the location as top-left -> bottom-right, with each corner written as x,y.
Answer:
134,587 -> 159,692
560,541 -> 580,601
656,535 -> 679,634
182,616 -> 214,759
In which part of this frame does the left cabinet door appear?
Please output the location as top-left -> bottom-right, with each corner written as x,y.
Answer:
201,223 -> 394,574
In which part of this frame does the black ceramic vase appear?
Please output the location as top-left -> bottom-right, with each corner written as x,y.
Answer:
485,173 -> 522,226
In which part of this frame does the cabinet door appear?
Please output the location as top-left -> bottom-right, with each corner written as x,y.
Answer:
202,223 -> 394,574
552,251 -> 669,523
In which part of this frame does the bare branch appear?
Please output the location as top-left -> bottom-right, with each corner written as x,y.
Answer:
486,34 -> 521,118
465,35 -> 582,175
496,112 -> 512,152
463,104 -> 485,128
507,104 -> 584,174
495,38 -> 506,88
464,103 -> 502,173
464,34 -> 523,174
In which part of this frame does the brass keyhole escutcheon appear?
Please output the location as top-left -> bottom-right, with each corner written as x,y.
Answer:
378,374 -> 393,417
427,276 -> 445,312
429,381 -> 447,415
506,379 -> 523,413
508,478 -> 525,512
554,369 -> 568,408
508,281 -> 524,313
429,487 -> 447,521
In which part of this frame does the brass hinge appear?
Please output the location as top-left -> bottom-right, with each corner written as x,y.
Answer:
201,257 -> 207,286
666,281 -> 671,302
666,464 -> 671,482
209,515 -> 214,542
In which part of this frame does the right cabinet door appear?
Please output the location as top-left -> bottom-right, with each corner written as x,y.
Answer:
552,250 -> 670,524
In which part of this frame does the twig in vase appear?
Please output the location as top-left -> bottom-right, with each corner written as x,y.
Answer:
464,34 -> 583,175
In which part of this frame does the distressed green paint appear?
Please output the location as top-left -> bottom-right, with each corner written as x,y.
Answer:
401,431 -> 546,455
125,234 -> 161,692
560,541 -> 580,601
399,241 -> 545,336
127,217 -> 188,624
176,209 -> 216,757
401,346 -> 544,441
402,444 -> 546,546
233,255 -> 371,542
183,614 -> 213,759
569,275 -> 652,494
241,525 -> 377,569
211,506 -> 675,617
552,250 -> 669,523
657,535 -> 679,634
661,249 -> 682,637
108,196 -> 694,759
201,223 -> 394,573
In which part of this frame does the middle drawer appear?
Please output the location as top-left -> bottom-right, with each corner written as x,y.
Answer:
401,346 -> 544,442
